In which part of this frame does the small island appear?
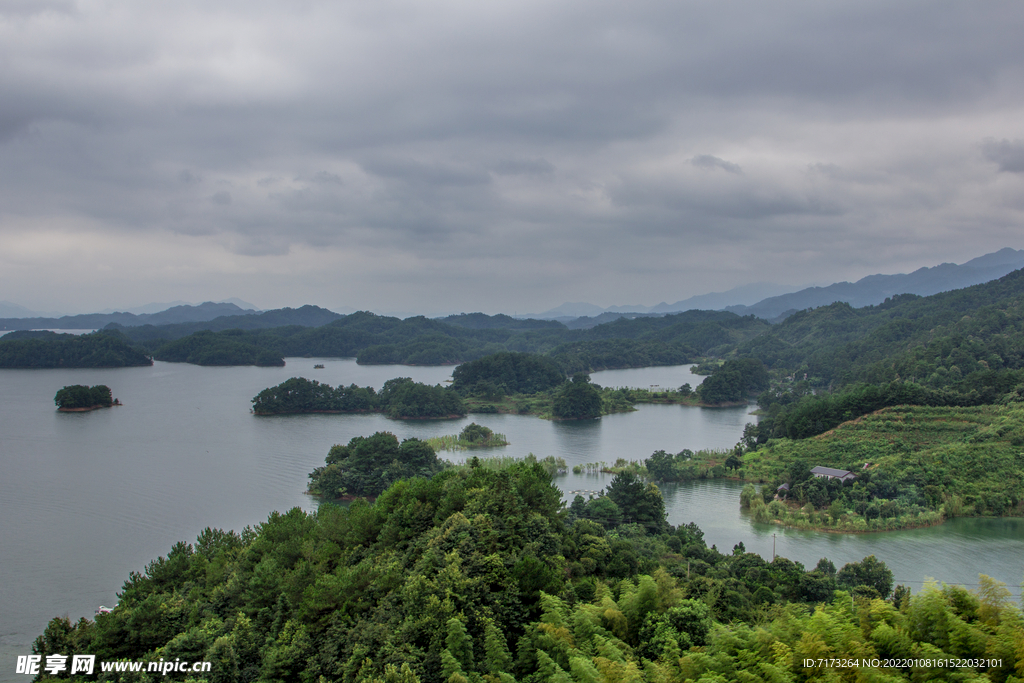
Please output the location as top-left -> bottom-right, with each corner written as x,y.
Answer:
54,385 -> 117,411
251,376 -> 466,419
425,422 -> 509,451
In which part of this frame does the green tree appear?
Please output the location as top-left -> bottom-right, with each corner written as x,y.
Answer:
308,432 -> 445,498
552,374 -> 602,419
605,472 -> 668,533
836,555 -> 894,598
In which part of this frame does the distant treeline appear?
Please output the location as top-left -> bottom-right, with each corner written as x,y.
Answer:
0,330 -> 152,368
107,309 -> 767,370
155,330 -> 285,367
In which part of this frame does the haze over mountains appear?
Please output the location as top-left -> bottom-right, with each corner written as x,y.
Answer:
2,248 -> 1023,331
0,301 -> 261,331
535,248 -> 1024,322
723,248 -> 1024,321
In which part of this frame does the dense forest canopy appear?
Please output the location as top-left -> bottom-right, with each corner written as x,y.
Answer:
378,377 -> 466,419
53,384 -> 113,410
451,351 -> 565,395
308,432 -> 444,498
693,358 -> 770,404
0,330 -> 152,368
251,378 -> 378,414
736,268 -> 1024,389
252,377 -> 465,419
155,330 -> 285,367
552,373 -> 604,419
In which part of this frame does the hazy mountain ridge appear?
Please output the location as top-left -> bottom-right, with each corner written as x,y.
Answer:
531,282 -> 800,319
0,301 -> 62,318
4,249 -> 1022,332
726,248 -> 1024,320
0,301 -> 258,331
535,248 -> 1024,323
105,305 -> 343,341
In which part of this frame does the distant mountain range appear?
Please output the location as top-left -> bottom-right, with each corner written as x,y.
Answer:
0,301 -> 259,331
0,301 -> 61,318
725,248 -> 1024,321
535,248 -> 1024,323
532,282 -> 799,320
4,248 -> 1023,333
95,298 -> 260,315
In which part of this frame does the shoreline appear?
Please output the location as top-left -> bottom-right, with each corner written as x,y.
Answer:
254,408 -> 465,420
57,404 -> 113,412
760,515 -> 949,535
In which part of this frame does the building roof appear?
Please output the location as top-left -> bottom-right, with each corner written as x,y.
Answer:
810,466 -> 854,478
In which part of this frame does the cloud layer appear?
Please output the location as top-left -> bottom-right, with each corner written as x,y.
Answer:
2,0 -> 1023,314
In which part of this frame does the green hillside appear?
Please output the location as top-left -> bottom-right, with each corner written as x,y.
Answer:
739,403 -> 1024,531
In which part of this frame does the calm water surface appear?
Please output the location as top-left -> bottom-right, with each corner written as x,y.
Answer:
1,359 -> 1021,680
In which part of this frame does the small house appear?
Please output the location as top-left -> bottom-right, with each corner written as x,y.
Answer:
810,466 -> 856,483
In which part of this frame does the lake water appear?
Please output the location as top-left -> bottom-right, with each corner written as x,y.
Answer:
1,359 -> 1021,679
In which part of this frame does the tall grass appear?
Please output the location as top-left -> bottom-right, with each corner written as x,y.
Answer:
451,452 -> 568,476
426,432 -> 509,452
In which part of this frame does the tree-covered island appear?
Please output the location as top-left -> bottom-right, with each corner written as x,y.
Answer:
251,377 -> 466,419
54,384 -> 116,411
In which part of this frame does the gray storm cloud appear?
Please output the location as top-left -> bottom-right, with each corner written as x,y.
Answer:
0,0 -> 1022,313
982,139 -> 1024,174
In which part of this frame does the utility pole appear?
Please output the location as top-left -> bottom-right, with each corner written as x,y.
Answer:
772,533 -> 776,562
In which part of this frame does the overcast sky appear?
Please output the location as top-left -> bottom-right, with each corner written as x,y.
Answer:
2,0 -> 1023,315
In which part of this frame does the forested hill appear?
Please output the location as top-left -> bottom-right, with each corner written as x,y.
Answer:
0,330 -> 152,368
736,266 -> 1024,387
